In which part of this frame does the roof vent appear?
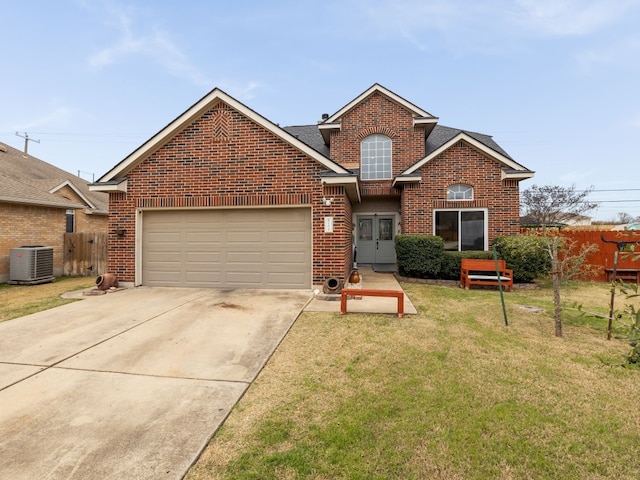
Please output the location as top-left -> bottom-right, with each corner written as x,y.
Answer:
321,113 -> 329,120
0,143 -> 7,153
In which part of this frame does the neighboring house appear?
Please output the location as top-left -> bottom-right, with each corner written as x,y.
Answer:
0,142 -> 109,282
521,212 -> 593,228
91,84 -> 534,289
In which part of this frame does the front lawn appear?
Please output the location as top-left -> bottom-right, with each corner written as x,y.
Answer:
187,282 -> 640,480
0,277 -> 96,323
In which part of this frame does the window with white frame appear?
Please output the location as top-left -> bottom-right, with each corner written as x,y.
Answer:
435,209 -> 486,251
65,209 -> 75,233
447,184 -> 473,200
360,134 -> 392,180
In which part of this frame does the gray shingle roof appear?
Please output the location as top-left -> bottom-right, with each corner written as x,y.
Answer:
426,125 -> 512,158
0,143 -> 108,213
282,125 -> 330,157
283,123 -> 520,169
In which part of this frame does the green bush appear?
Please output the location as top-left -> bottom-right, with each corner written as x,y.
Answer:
493,235 -> 552,283
439,251 -> 494,280
395,235 -> 444,278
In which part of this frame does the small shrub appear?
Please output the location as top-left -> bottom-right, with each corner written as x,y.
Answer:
395,235 -> 444,278
493,235 -> 551,283
439,251 -> 494,280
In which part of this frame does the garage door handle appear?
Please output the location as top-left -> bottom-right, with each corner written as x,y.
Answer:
376,240 -> 379,250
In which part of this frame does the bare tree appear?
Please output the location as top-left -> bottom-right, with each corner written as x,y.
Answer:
521,184 -> 596,225
521,184 -> 598,337
616,212 -> 636,224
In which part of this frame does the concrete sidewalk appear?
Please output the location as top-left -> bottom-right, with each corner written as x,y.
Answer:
305,266 -> 417,316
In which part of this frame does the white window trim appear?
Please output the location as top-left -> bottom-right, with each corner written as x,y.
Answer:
447,184 -> 474,201
433,208 -> 488,251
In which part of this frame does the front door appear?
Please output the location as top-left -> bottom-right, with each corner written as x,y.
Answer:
356,215 -> 396,264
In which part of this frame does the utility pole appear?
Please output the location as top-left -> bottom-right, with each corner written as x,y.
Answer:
15,132 -> 40,155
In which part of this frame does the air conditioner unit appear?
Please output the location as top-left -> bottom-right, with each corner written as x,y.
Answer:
9,246 -> 55,285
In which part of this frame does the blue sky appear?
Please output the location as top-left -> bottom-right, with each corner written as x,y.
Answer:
2,0 -> 640,220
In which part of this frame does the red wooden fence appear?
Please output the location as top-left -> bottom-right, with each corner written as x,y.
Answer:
520,229 -> 640,282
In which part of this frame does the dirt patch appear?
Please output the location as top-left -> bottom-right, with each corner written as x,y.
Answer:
213,302 -> 245,310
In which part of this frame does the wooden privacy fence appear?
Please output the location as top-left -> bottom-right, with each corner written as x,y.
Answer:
521,229 -> 640,282
63,233 -> 107,277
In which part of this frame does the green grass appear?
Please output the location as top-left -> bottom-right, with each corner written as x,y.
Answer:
188,282 -> 640,480
0,276 -> 96,322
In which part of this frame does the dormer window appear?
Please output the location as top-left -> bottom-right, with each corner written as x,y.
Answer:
361,134 -> 391,180
447,184 -> 473,200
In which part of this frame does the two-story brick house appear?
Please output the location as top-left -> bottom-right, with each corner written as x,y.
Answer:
91,84 -> 533,289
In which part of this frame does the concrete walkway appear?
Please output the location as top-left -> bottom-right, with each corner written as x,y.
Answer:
306,266 -> 417,316
0,287 -> 312,480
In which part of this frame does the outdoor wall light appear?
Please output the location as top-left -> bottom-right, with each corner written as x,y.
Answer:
322,197 -> 334,206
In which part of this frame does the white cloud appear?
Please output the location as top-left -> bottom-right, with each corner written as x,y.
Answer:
87,2 -> 210,87
351,0 -> 517,54
11,105 -> 74,132
515,0 -> 639,36
577,34 -> 640,70
217,80 -> 262,101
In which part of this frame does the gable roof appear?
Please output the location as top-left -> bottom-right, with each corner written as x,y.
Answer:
285,123 -> 533,181
318,84 -> 439,144
322,83 -> 437,124
94,88 -> 350,187
401,126 -> 534,181
0,142 -> 108,213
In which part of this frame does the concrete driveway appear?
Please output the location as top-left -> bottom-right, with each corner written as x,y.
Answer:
0,287 -> 312,479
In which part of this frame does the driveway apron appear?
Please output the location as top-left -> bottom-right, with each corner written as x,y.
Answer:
0,287 -> 312,479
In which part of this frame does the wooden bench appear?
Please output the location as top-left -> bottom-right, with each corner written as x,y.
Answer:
340,288 -> 405,318
460,259 -> 513,292
605,268 -> 640,283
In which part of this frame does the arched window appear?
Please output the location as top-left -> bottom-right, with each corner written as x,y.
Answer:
361,134 -> 392,180
447,184 -> 473,200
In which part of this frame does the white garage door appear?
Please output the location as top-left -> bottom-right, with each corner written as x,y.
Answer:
142,208 -> 311,288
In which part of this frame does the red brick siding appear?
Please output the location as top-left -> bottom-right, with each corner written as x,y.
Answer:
107,101 -> 349,285
315,185 -> 352,284
330,92 -> 425,176
401,141 -> 521,243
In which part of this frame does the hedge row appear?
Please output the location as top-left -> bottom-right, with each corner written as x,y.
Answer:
395,234 -> 552,283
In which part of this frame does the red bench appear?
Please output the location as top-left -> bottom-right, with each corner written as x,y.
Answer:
460,259 -> 513,292
340,288 -> 405,318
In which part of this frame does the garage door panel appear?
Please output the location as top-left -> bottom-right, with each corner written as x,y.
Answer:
226,231 -> 263,243
142,208 -> 311,288
268,252 -> 306,264
268,231 -> 306,242
267,273 -> 307,287
226,252 -> 263,263
185,272 -> 222,284
185,232 -> 222,243
225,272 -> 263,286
185,252 -> 222,263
